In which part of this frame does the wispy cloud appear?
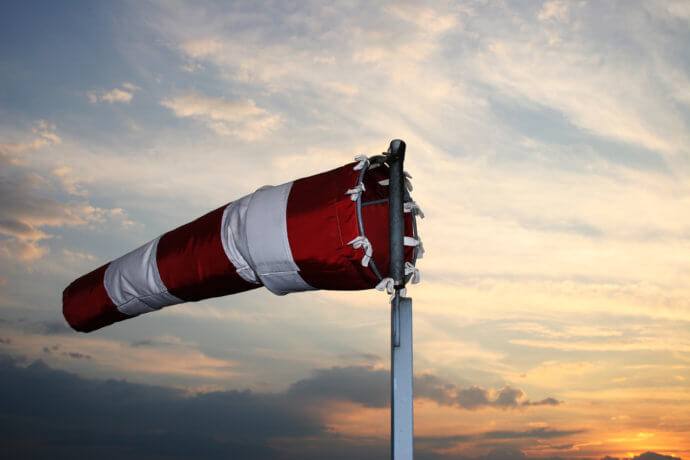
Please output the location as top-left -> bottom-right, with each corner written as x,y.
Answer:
87,82 -> 140,104
1,328 -> 241,381
161,91 -> 279,140
0,120 -> 61,166
511,336 -> 690,353
0,125 -> 127,261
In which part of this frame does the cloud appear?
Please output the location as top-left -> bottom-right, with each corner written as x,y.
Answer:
0,122 -> 128,262
62,351 -> 92,360
42,345 -> 59,354
388,3 -> 459,33
121,82 -> 141,91
161,91 -> 279,140
0,171 -> 125,261
288,365 -> 560,411
2,318 -> 74,336
87,83 -> 140,104
30,321 -> 73,336
0,355 -> 678,460
417,428 -> 587,455
129,335 -> 196,348
1,328 -> 243,382
643,1 -> 690,22
0,356 -> 582,460
538,1 -> 570,23
510,336 -> 690,353
469,4 -> 690,156
335,352 -> 382,364
501,323 -> 624,343
180,38 -> 223,58
0,121 -> 61,166
0,355 -> 322,459
482,427 -> 583,440
51,166 -> 87,196
418,375 -> 562,410
287,365 -> 389,408
62,249 -> 95,263
418,427 -> 586,452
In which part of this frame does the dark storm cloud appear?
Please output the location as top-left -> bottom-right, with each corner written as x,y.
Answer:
288,366 -> 561,411
524,397 -> 561,406
0,357 -> 674,460
62,351 -> 91,360
0,355 -> 323,459
287,365 -> 389,407
415,373 -> 562,410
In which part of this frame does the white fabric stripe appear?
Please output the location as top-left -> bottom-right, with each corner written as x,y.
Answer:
221,197 -> 260,284
244,182 -> 314,295
104,236 -> 183,316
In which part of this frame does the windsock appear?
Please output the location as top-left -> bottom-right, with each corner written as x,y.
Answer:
63,153 -> 423,332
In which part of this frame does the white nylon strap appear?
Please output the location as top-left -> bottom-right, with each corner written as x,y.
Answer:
404,236 -> 420,247
353,154 -> 370,171
347,235 -> 373,267
404,200 -> 425,218
345,183 -> 366,201
378,175 -> 412,191
376,277 -> 395,294
404,236 -> 424,258
404,171 -> 413,192
416,240 -> 425,259
405,261 -> 420,284
376,277 -> 406,302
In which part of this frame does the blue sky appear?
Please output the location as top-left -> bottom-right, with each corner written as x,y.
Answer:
1,1 -> 690,458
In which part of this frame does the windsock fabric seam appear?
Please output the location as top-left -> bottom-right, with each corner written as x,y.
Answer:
221,198 -> 260,284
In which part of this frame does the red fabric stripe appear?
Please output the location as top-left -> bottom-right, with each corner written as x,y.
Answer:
156,204 -> 259,301
62,263 -> 130,332
286,163 -> 366,290
360,163 -> 416,271
286,162 -> 415,290
361,201 -> 415,279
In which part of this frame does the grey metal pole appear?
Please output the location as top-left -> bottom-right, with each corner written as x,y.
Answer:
388,139 -> 414,460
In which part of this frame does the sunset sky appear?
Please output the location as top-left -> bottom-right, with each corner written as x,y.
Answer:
1,1 -> 689,458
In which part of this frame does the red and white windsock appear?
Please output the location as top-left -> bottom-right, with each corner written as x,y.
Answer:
63,154 -> 423,332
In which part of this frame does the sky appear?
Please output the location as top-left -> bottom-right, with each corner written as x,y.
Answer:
1,0 -> 689,458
